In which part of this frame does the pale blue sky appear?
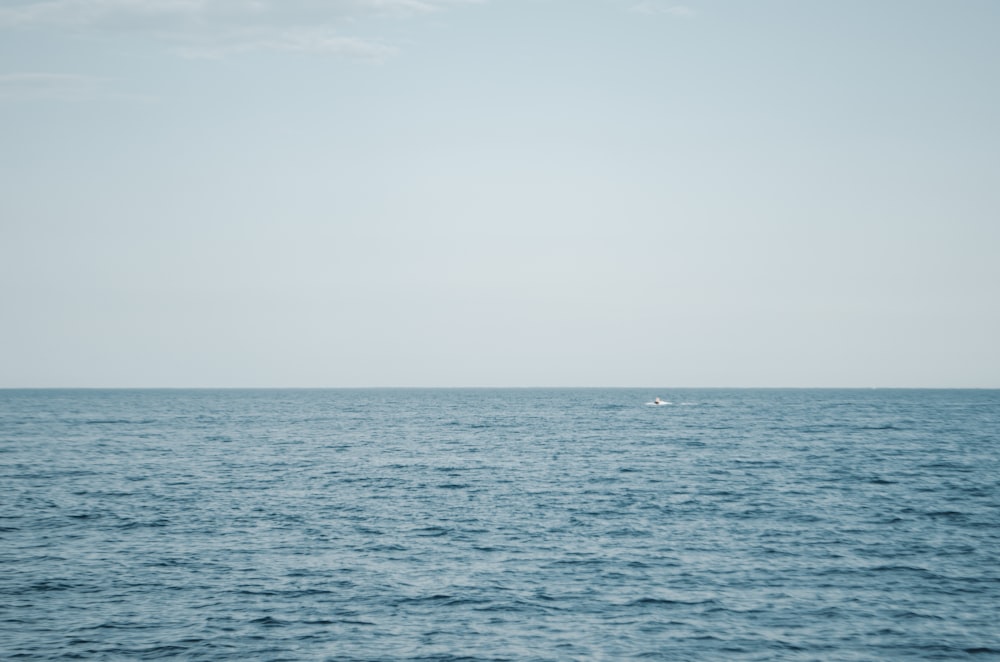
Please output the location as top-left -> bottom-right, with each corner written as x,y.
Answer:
2,0 -> 998,387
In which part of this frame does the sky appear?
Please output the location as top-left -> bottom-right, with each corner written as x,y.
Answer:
1,0 -> 998,388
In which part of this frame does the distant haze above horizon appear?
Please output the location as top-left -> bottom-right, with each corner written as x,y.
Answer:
2,0 -> 998,388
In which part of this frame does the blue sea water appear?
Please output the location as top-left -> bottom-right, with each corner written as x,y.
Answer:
1,388 -> 999,660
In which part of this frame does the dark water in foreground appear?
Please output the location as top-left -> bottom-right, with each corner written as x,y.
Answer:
1,388 -> 999,660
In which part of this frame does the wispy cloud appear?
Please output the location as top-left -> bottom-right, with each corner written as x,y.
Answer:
0,0 -> 478,57
0,72 -> 106,100
0,0 -> 452,29
176,27 -> 397,60
629,2 -> 695,18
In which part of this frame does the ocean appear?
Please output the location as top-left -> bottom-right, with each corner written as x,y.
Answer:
1,388 -> 998,660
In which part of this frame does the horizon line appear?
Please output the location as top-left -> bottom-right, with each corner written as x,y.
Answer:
1,386 -> 997,391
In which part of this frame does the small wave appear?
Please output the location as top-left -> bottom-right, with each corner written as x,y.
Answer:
855,423 -> 904,431
81,419 -> 156,425
117,518 -> 171,530
628,597 -> 719,607
103,644 -> 190,658
891,610 -> 945,620
250,615 -> 287,626
396,594 -> 485,607
868,565 -> 939,579
82,621 -> 158,631
412,526 -> 451,537
925,510 -> 967,520
13,469 -> 99,480
361,543 -> 408,552
68,512 -> 102,520
8,580 -> 81,595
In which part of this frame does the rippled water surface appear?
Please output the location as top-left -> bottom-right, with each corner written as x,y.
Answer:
2,388 -> 999,660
